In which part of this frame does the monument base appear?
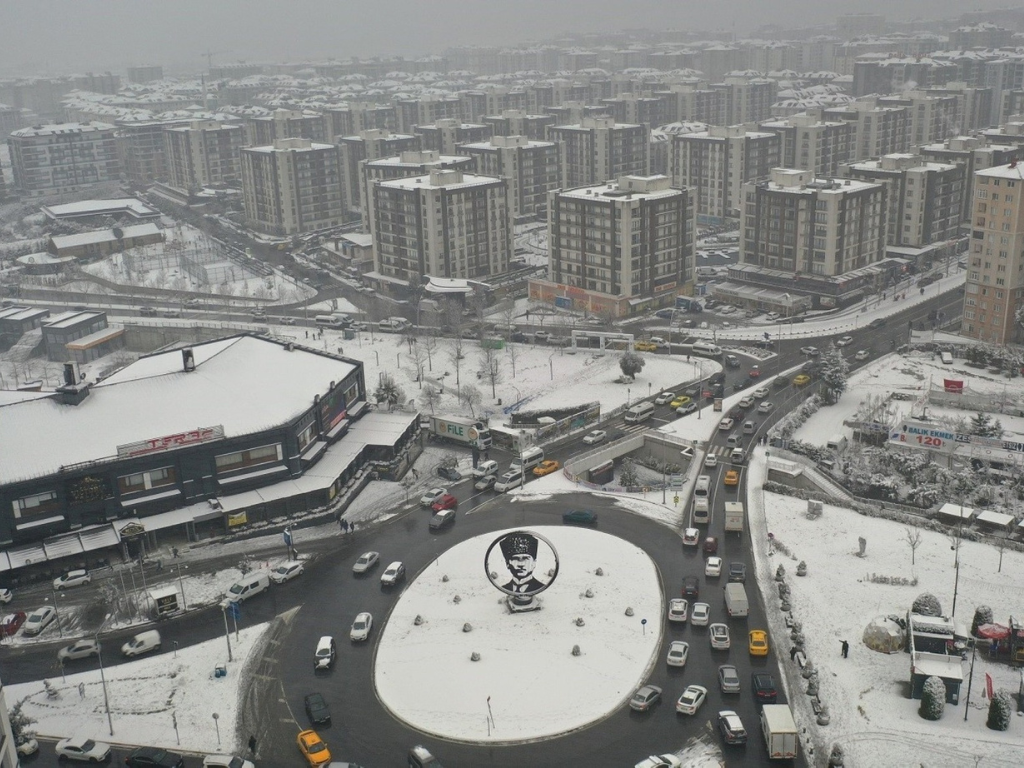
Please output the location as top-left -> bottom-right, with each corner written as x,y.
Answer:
505,595 -> 541,613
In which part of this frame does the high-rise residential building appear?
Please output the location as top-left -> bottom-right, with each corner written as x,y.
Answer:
322,104 -> 396,143
760,112 -> 857,177
360,150 -> 475,231
654,83 -> 729,126
853,57 -> 960,98
949,23 -> 1014,49
542,102 -> 610,126
481,110 -> 556,142
877,92 -> 960,148
526,81 -> 590,113
824,99 -> 910,160
163,120 -> 244,193
459,135 -> 561,219
395,95 -> 462,134
713,75 -> 779,125
459,87 -> 529,123
126,65 -> 164,84
371,168 -> 510,285
0,104 -> 26,137
337,129 -> 421,216
549,117 -> 650,188
241,138 -> 343,236
741,168 -> 887,277
670,125 -> 780,224
919,136 -> 1018,223
530,175 -> 693,317
840,154 -> 964,250
600,94 -> 672,129
961,163 -> 1024,345
246,108 -> 326,146
116,118 -> 174,185
8,122 -> 120,197
413,119 -> 491,155
700,47 -> 744,83
919,84 -> 994,134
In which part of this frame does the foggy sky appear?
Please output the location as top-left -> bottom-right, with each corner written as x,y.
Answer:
0,0 -> 1009,77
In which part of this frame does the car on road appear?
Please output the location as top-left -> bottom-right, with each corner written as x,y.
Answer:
793,374 -> 811,386
635,340 -> 658,351
670,395 -> 692,408
533,459 -> 560,476
738,396 -> 755,409
474,474 -> 497,491
635,755 -> 682,768
752,672 -> 778,703
749,630 -> 769,657
724,470 -> 739,486
582,430 -> 607,445
718,418 -> 734,431
728,562 -> 746,582
313,636 -> 336,670
125,747 -> 185,767
666,640 -> 690,667
429,508 -> 456,530
304,692 -> 331,725
836,335 -> 854,347
683,528 -> 700,546
270,560 -> 304,584
654,391 -> 675,405
675,684 -> 708,715
563,509 -> 598,525
381,562 -> 406,586
203,756 -> 254,768
757,401 -> 774,413
718,710 -> 748,745
296,729 -> 330,767
1,611 -> 26,637
0,588 -> 10,604
691,602 -> 711,626
868,317 -> 887,330
718,664 -> 741,693
705,556 -> 723,577
682,577 -> 700,600
58,639 -> 100,662
54,569 -> 91,589
753,386 -> 769,398
748,366 -> 761,379
419,488 -> 447,507
55,735 -> 111,762
668,598 -> 688,623
676,402 -> 698,415
534,331 -> 551,343
703,535 -> 719,554
855,350 -> 870,361
704,453 -> 718,468
436,466 -> 463,482
709,623 -> 731,650
352,551 -> 379,574
629,684 -> 663,712
800,346 -> 819,356
350,612 -> 373,642
431,493 -> 458,512
279,317 -> 297,326
22,606 -> 56,636
184,298 -> 201,307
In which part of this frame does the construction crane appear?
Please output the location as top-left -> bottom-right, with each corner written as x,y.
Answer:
203,50 -> 231,71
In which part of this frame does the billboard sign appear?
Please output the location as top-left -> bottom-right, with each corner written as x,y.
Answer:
889,420 -> 1024,456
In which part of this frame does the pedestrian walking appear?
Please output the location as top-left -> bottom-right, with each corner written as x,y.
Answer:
789,646 -> 798,661
248,735 -> 257,755
305,330 -> 309,339
78,682 -> 85,699
841,639 -> 850,658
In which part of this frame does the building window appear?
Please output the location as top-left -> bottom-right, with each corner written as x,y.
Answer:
297,422 -> 317,451
215,444 -> 282,473
12,490 -> 59,518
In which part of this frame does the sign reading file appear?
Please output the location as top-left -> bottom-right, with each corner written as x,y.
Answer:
889,421 -> 1024,456
117,425 -> 225,459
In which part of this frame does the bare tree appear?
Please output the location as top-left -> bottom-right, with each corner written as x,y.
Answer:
460,384 -> 483,417
410,342 -> 427,388
449,336 -> 464,400
507,340 -> 519,377
422,332 -> 439,372
903,527 -> 923,567
480,346 -> 502,398
500,300 -> 518,334
419,384 -> 442,414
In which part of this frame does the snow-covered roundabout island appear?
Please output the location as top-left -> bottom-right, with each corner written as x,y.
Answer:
374,526 -> 663,743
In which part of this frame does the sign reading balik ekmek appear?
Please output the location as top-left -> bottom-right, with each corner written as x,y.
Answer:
889,420 -> 1024,456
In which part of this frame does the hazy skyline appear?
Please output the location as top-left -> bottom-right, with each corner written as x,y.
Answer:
0,0 -> 1013,77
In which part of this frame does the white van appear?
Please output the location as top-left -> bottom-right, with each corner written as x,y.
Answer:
693,496 -> 710,524
694,474 -> 711,498
472,460 -> 499,478
691,342 -> 722,358
624,401 -> 655,423
122,629 -> 161,657
827,434 -> 848,453
743,420 -> 756,435
315,315 -> 345,329
511,447 -> 545,472
494,469 -> 525,493
224,571 -> 271,603
731,448 -> 746,464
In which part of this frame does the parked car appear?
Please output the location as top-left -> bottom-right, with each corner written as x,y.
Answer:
683,577 -> 700,600
563,509 -> 598,525
675,684 -> 708,715
749,630 -> 769,657
1,611 -> 26,637
16,738 -> 38,758
419,488 -> 447,507
667,598 -> 688,623
709,623 -> 731,650
203,756 -> 254,768
436,466 -> 462,482
429,508 -> 456,530
666,640 -> 690,667
22,606 -> 57,636
752,672 -> 777,703
582,430 -> 607,445
58,639 -> 100,662
54,569 -> 91,589
381,562 -> 406,586
350,612 -> 373,642
408,744 -> 444,768
683,527 -> 700,546
352,551 -> 379,574
691,602 -> 711,626
125,746 -> 185,767
705,557 -> 723,577
269,560 -> 304,584
718,710 -> 747,744
0,588 -> 11,603
718,664 -> 741,693
296,730 -> 330,767
728,562 -> 746,583
313,636 -> 336,670
55,735 -> 111,762
635,755 -> 681,768
629,684 -> 663,712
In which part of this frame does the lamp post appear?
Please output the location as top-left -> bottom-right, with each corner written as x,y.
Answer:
626,387 -> 631,407
96,617 -> 115,736
221,604 -> 234,662
951,511 -> 963,617
48,588 -> 64,638
175,564 -> 188,611
549,354 -> 555,380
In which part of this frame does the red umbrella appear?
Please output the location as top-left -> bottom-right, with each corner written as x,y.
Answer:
976,623 -> 1010,640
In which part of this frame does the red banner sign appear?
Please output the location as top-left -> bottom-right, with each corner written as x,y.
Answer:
944,379 -> 964,394
117,425 -> 225,458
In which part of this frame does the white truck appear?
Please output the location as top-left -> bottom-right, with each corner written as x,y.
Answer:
760,704 -> 798,760
422,415 -> 492,450
724,582 -> 749,618
724,501 -> 744,533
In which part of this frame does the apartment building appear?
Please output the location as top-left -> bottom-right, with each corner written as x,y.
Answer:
919,136 -> 1018,223
163,120 -> 244,193
370,168 -> 510,286
760,112 -> 857,177
459,87 -> 528,123
962,163 -> 1024,345
247,108 -> 326,146
482,110 -> 556,142
337,129 -> 421,216
549,117 -> 650,188
459,135 -> 561,219
714,75 -> 779,125
654,83 -> 728,126
414,119 -> 491,155
241,138 -> 343,236
126,65 -> 164,84
526,81 -> 590,113
600,94 -> 672,129
670,125 -> 780,224
394,95 -> 462,134
322,103 -> 396,143
853,57 -> 960,98
8,122 -> 120,197
543,101 -> 610,126
949,23 -> 1014,49
359,150 -> 475,231
531,174 -> 693,317
824,99 -> 910,161
877,92 -> 960,148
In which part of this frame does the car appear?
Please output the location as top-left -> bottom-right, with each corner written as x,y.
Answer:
757,401 -> 774,413
728,562 -> 746,582
313,636 -> 336,670
765,311 -> 779,320
654,391 -> 675,405
718,664 -> 741,693
635,755 -> 682,768
718,418 -> 735,431
163,309 -> 182,318
676,402 -> 698,415
409,744 -> 444,768
58,638 -> 100,662
474,474 -> 497,491
752,672 -> 778,703
748,365 -> 761,379
673,583 -> 701,616
836,335 -> 854,347
349,612 -> 373,642
1,611 -> 26,637
279,317 -> 297,326
582,430 -> 607,445
718,710 -> 747,744
675,684 -> 709,715
628,684 -> 663,712
668,598 -> 688,623
532,459 -> 560,477
753,386 -> 769,399
125,746 -> 185,767
55,735 -> 112,762
419,488 -> 447,507
724,470 -> 739,486
296,729 -> 330,767
868,317 -> 887,329
436,466 -> 462,482
704,453 -> 718,468
749,630 -> 769,657
666,640 -> 690,667
22,605 -> 57,636
710,623 -> 731,649
202,756 -> 254,768
269,560 -> 304,584
53,569 -> 91,589
381,561 -> 406,586
431,493 -> 458,512
792,374 -> 811,386
669,396 -> 692,408
303,691 -> 331,726
691,602 -> 711,626
855,349 -> 870,361
704,538 -> 719,557
183,298 -> 202,307
352,551 -> 380,574
0,588 -> 12,604
738,396 -> 755,409
429,508 -> 456,530
635,340 -> 658,351
705,556 -> 723,577
563,509 -> 598,525
683,528 -> 700,546
723,354 -> 741,368
800,346 -> 819,356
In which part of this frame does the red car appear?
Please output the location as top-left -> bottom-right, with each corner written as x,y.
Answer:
748,366 -> 761,379
703,536 -> 719,555
431,494 -> 458,512
1,611 -> 26,637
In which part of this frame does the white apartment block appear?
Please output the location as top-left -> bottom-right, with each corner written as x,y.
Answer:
246,108 -> 326,146
549,117 -> 650,188
371,168 -> 510,285
162,120 -> 244,193
531,175 -> 693,317
458,135 -> 561,219
919,136 -> 1018,223
241,138 -> 343,236
760,112 -> 857,178
824,100 -> 910,162
8,122 -> 119,197
337,130 -> 421,216
395,95 -> 462,134
877,92 -> 960,148
414,119 -> 491,155
359,150 -> 475,231
322,104 -> 396,143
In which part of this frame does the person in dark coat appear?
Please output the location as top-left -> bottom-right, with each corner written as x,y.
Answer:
841,640 -> 849,658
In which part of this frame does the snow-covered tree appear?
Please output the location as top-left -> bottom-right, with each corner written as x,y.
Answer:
8,696 -> 35,744
418,384 -> 441,414
374,373 -> 405,411
819,342 -> 850,405
912,593 -> 943,617
987,689 -> 1012,731
619,459 -> 639,488
969,412 -> 1003,438
460,384 -> 482,418
971,605 -> 994,637
919,676 -> 945,720
619,351 -> 645,381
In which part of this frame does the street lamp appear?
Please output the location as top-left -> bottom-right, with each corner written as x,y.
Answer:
175,563 -> 188,611
47,589 -> 64,638
626,387 -> 631,407
96,616 -> 115,736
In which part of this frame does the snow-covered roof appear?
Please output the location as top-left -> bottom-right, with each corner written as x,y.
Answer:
339,233 -> 372,247
977,163 -> 1024,181
937,502 -> 974,520
0,335 -> 357,486
423,276 -> 472,295
911,650 -> 964,681
976,510 -> 1014,527
10,121 -> 115,137
380,171 -> 502,191
50,223 -> 161,251
41,198 -> 158,220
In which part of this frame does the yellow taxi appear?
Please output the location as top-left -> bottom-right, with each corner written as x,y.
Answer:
634,340 -> 658,352
749,629 -> 769,656
792,374 -> 811,386
297,730 -> 331,767
724,470 -> 740,486
670,395 -> 692,409
532,459 -> 561,477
